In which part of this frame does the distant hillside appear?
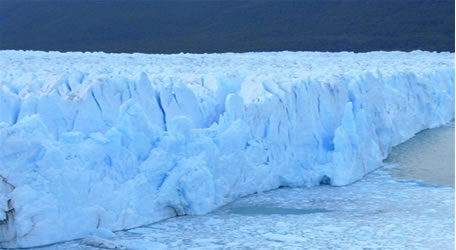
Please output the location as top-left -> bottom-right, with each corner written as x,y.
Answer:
0,0 -> 454,53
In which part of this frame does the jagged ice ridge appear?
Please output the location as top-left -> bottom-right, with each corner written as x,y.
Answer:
0,51 -> 454,247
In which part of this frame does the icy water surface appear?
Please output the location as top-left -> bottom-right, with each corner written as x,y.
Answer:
46,123 -> 455,249
228,206 -> 331,215
385,121 -> 455,187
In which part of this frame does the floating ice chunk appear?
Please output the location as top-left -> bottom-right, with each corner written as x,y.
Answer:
82,236 -> 126,249
93,228 -> 117,239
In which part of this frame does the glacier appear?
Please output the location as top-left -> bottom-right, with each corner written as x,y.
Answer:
0,50 -> 454,248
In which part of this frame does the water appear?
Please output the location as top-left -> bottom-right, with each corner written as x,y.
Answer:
385,121 -> 455,187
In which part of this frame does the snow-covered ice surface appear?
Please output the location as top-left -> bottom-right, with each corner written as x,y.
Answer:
0,51 -> 454,247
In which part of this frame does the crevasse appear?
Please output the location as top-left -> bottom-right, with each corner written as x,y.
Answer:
0,51 -> 454,247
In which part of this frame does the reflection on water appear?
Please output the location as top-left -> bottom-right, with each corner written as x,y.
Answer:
229,206 -> 330,215
385,121 -> 455,188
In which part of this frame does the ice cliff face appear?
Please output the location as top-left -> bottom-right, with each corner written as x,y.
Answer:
0,51 -> 454,247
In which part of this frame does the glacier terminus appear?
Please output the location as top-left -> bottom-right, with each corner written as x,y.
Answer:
0,51 -> 454,247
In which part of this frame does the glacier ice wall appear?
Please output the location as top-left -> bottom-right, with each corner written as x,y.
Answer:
0,51 -> 454,247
